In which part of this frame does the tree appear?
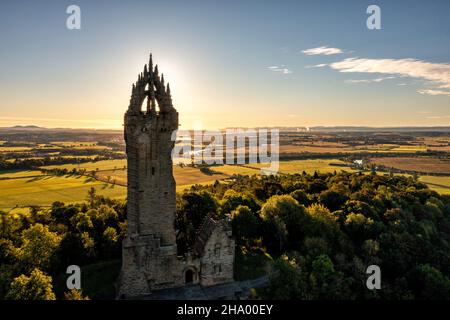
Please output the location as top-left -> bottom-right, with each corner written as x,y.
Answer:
5,268 -> 55,300
262,254 -> 308,299
319,189 -> 347,212
16,223 -> 61,271
344,213 -> 374,243
290,189 -> 310,206
309,255 -> 352,299
220,190 -> 259,215
70,212 -> 94,232
260,195 -> 307,252
305,204 -> 339,240
64,289 -> 90,300
101,227 -> 119,258
178,191 -> 218,229
231,206 -> 259,245
409,264 -> 450,299
87,187 -> 97,208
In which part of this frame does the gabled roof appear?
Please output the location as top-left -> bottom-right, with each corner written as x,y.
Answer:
193,215 -> 232,256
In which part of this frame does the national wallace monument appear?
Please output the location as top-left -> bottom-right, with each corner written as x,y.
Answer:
117,54 -> 235,298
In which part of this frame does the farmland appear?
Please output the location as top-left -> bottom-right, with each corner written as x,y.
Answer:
0,127 -> 449,210
0,174 -> 126,210
369,157 -> 450,174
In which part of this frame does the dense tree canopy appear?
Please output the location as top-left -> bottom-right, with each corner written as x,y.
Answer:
1,170 -> 450,299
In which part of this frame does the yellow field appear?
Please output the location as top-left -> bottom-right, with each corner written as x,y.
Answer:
96,165 -> 229,186
51,141 -> 98,147
246,159 -> 356,175
279,143 -> 428,154
0,170 -> 45,179
2,158 -> 449,210
0,174 -> 126,210
0,146 -> 33,152
419,176 -> 450,195
212,165 -> 260,176
41,159 -> 127,171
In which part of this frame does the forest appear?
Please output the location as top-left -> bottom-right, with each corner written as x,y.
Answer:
1,171 -> 450,299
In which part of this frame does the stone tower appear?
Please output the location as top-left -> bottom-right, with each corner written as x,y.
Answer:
118,54 -> 235,299
118,54 -> 181,297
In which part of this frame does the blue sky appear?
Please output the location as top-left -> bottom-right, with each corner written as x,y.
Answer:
0,0 -> 449,129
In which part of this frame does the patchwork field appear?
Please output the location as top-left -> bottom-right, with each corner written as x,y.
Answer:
370,157 -> 450,174
279,144 -> 428,154
1,156 -> 449,210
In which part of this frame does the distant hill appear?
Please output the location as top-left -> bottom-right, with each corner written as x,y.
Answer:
0,125 -> 449,134
0,126 -> 121,134
10,125 -> 46,130
224,126 -> 450,133
306,126 -> 450,132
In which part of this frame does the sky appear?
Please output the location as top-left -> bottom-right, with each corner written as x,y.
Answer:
0,0 -> 449,129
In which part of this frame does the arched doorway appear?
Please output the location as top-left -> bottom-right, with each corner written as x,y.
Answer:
185,269 -> 194,284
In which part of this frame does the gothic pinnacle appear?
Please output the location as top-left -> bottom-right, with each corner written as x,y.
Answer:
149,53 -> 153,71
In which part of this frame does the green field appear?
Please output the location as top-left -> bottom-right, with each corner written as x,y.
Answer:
1,158 -> 449,210
0,174 -> 126,210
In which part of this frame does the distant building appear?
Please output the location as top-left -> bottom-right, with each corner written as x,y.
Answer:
117,54 -> 234,298
353,159 -> 363,167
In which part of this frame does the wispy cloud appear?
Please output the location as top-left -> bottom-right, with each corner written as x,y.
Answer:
268,65 -> 293,74
305,63 -> 328,69
426,115 -> 450,119
302,46 -> 343,56
345,76 -> 396,84
328,58 -> 450,96
418,89 -> 450,96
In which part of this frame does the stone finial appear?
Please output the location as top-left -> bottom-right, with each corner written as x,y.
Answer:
149,53 -> 153,72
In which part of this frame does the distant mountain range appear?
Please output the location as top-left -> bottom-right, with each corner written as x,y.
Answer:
0,125 -> 449,133
0,125 -> 121,134
224,126 -> 450,133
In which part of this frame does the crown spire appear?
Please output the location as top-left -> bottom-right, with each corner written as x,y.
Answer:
149,53 -> 153,72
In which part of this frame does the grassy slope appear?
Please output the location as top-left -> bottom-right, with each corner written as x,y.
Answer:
0,175 -> 126,210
